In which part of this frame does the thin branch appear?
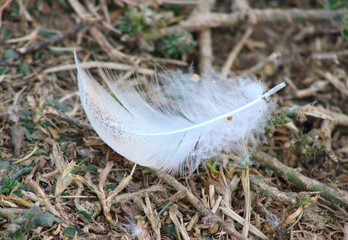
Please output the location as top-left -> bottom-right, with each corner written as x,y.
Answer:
44,106 -> 94,131
43,61 -> 155,76
144,9 -> 346,41
0,0 -> 12,28
181,9 -> 345,30
250,175 -> 313,205
190,0 -> 216,75
221,26 -> 253,77
241,168 -> 251,238
253,151 -> 348,210
18,24 -> 84,54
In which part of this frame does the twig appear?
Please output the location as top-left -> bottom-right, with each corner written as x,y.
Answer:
44,106 -> 94,131
14,145 -> 39,164
317,70 -> 348,96
250,175 -> 313,205
143,194 -> 162,240
141,56 -> 188,66
287,79 -> 329,99
220,205 -> 268,239
6,26 -> 40,44
43,61 -> 155,76
113,185 -> 165,204
253,151 -> 348,210
89,26 -> 127,60
26,178 -> 62,218
190,0 -> 216,75
0,208 -> 26,219
242,51 -> 281,75
181,9 -> 346,30
85,162 -> 136,225
68,0 -> 94,19
241,167 -> 251,238
312,50 -> 348,64
321,120 -> 338,162
296,105 -> 348,127
18,24 -> 84,54
144,9 -> 347,41
155,170 -> 246,240
17,0 -> 33,22
221,26 -> 253,77
318,106 -> 348,126
198,28 -> 213,75
169,204 -> 190,240
0,0 -> 12,28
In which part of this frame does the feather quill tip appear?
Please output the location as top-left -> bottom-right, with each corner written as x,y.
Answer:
74,51 -> 286,174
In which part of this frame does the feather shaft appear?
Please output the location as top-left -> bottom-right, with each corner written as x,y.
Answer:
130,82 -> 286,136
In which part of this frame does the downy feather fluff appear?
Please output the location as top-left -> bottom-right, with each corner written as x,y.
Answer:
74,52 -> 285,173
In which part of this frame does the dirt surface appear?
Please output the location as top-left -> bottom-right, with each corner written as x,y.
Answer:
0,1 -> 348,239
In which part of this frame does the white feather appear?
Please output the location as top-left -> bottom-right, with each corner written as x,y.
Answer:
74,52 -> 285,173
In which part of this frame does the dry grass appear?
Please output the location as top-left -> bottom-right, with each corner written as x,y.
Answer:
0,0 -> 348,239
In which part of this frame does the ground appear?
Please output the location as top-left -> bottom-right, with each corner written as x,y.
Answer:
0,0 -> 348,239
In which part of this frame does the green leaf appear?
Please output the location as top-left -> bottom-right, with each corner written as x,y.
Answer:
72,156 -> 91,174
105,184 -> 116,191
4,49 -> 19,60
166,224 -> 177,235
33,150 -> 45,156
342,13 -> 348,40
0,185 -> 10,195
12,163 -> 35,180
63,227 -> 79,237
78,210 -> 92,222
86,165 -> 98,174
35,212 -> 60,227
19,109 -> 32,119
4,29 -> 12,40
24,205 -> 40,219
0,176 -> 19,195
326,0 -> 348,10
0,66 -> 9,75
0,160 -> 10,169
10,1 -> 20,15
162,31 -> 197,58
39,28 -> 58,38
59,135 -> 78,142
51,99 -> 69,113
20,63 -> 29,73
117,5 -> 154,35
25,130 -> 41,140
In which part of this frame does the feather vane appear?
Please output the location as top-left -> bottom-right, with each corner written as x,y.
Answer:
74,52 -> 285,173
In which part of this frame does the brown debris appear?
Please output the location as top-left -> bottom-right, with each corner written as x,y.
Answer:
11,125 -> 26,158
1,1 -> 348,239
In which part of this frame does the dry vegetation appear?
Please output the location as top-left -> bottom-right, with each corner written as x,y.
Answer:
1,0 -> 348,239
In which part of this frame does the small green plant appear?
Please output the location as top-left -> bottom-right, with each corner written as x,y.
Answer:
229,153 -> 254,169
291,132 -> 325,161
162,31 -> 196,58
325,0 -> 348,40
265,110 -> 291,133
207,158 -> 220,174
117,5 -> 154,35
326,0 -> 348,10
0,176 -> 19,196
3,205 -> 60,240
341,13 -> 348,40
